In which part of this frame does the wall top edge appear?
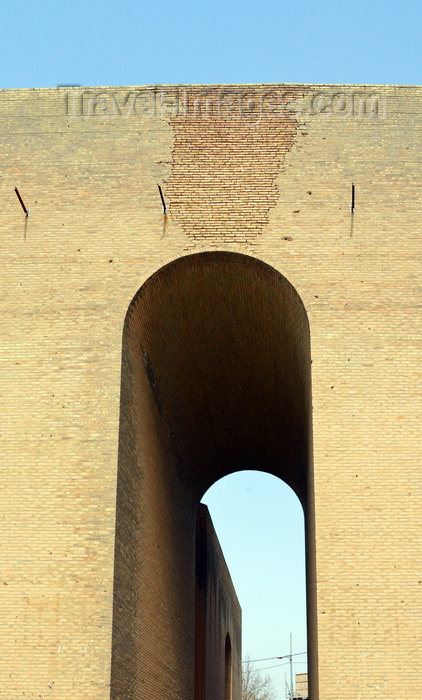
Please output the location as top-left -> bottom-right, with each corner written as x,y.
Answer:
0,82 -> 421,94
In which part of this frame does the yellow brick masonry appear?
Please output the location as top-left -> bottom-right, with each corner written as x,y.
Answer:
0,84 -> 421,699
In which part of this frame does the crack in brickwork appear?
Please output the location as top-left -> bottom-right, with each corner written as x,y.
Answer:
167,86 -> 308,242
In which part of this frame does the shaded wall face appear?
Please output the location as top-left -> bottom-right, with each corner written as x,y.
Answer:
111,321 -> 198,700
195,505 -> 242,700
111,252 -> 313,700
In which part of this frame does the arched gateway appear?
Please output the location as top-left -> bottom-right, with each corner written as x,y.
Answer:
110,251 -> 318,700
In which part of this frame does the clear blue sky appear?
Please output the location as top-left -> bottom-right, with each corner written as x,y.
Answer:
2,2 -> 419,697
202,473 -> 307,694
1,0 -> 421,89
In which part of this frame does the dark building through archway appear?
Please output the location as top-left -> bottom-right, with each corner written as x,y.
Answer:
110,251 -> 317,700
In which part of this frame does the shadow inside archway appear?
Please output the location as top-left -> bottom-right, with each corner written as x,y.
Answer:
110,251 -> 317,700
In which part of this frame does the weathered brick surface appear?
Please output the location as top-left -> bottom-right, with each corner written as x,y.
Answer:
0,84 -> 420,699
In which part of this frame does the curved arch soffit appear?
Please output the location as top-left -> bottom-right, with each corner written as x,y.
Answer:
121,251 -> 312,506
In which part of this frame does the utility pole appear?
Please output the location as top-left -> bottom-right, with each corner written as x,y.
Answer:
285,675 -> 289,699
289,633 -> 294,699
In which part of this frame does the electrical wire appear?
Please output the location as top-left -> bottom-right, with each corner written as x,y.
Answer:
242,652 -> 307,663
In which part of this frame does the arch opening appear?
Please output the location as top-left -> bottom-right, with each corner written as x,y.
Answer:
110,251 -> 317,700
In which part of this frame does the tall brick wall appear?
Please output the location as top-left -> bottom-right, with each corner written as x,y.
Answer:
0,84 -> 420,699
